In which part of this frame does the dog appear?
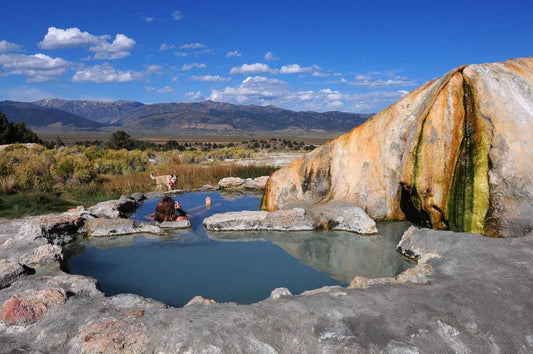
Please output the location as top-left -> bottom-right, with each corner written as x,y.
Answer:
150,172 -> 177,191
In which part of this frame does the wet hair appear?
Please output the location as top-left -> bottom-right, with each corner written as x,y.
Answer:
154,196 -> 176,222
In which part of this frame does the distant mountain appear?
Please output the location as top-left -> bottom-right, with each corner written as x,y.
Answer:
119,100 -> 373,132
31,99 -> 372,132
34,99 -> 144,124
0,101 -> 106,130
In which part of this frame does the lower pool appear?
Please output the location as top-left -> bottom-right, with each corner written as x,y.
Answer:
64,191 -> 413,307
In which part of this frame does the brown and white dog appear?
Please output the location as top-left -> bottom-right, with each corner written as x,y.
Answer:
150,172 -> 177,191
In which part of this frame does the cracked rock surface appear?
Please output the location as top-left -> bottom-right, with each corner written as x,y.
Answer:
1,211 -> 532,353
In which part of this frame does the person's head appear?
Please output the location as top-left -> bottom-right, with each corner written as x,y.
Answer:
154,196 -> 176,222
205,196 -> 212,209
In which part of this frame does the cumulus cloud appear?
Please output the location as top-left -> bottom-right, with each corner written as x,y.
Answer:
144,17 -> 154,22
0,53 -> 70,82
264,51 -> 279,61
180,42 -> 206,49
144,85 -> 173,93
190,75 -> 231,82
172,11 -> 184,20
209,76 -> 406,112
72,63 -> 145,83
90,34 -> 136,60
346,71 -> 417,87
38,27 -> 135,60
146,65 -> 162,74
159,43 -> 175,51
39,27 -> 100,49
280,64 -> 314,74
229,63 -> 277,75
227,50 -> 242,57
179,62 -> 206,71
0,40 -> 23,53
184,91 -> 204,101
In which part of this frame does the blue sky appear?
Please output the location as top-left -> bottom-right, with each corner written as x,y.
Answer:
0,0 -> 531,113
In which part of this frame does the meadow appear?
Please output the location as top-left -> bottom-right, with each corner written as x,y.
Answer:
0,143 -> 279,218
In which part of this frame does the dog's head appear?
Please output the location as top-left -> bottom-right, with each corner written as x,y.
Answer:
169,175 -> 177,185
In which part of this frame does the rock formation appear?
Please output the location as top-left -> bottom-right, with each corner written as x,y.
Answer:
263,57 -> 533,237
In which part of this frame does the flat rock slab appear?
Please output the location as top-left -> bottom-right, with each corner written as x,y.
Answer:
159,220 -> 191,229
218,177 -> 245,188
1,288 -> 66,326
0,259 -> 26,289
205,202 -> 378,234
309,201 -> 378,234
85,219 -> 162,237
88,196 -> 140,219
242,176 -> 270,189
203,208 -> 314,231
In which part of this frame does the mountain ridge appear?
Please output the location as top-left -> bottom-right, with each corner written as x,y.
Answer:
8,99 -> 374,132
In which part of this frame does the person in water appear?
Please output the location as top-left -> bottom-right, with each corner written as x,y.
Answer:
154,196 -> 188,222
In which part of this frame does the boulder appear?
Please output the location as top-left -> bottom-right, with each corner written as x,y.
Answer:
78,317 -> 149,354
203,208 -> 314,231
85,219 -> 162,237
242,176 -> 270,189
307,201 -> 378,234
269,287 -> 292,300
19,212 -> 85,244
262,57 -> 533,237
185,295 -> 217,306
0,288 -> 67,326
45,274 -> 101,298
21,244 -> 63,270
0,259 -> 26,289
218,177 -> 245,188
87,196 -> 140,219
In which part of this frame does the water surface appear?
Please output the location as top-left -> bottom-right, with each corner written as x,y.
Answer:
65,191 -> 412,307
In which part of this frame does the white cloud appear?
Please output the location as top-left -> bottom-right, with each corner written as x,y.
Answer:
144,17 -> 154,22
184,91 -> 204,101
146,65 -> 162,74
209,76 -> 406,112
346,71 -> 417,87
280,64 -> 314,74
312,72 -> 329,77
174,48 -> 213,57
227,50 -> 242,57
159,43 -> 175,51
72,63 -> 145,83
38,27 -> 135,60
180,42 -> 206,49
39,27 -> 100,49
172,11 -> 184,20
264,51 -> 279,61
229,63 -> 277,75
144,85 -> 174,93
190,75 -> 231,82
0,53 -> 70,82
171,76 -> 179,82
0,40 -> 23,53
90,34 -> 136,60
179,63 -> 206,71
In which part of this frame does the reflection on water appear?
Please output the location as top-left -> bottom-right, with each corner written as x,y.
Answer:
65,192 -> 413,307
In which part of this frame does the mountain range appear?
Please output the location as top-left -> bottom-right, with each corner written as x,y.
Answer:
0,99 -> 374,132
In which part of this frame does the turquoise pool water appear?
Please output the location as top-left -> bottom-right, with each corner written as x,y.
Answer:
65,191 -> 413,307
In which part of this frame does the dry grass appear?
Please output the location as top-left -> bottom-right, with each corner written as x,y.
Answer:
0,175 -> 16,193
99,163 -> 278,195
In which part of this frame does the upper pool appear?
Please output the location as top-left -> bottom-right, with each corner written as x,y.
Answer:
64,191 -> 413,307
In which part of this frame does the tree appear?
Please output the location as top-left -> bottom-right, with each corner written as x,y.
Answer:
106,130 -> 136,150
0,110 -> 43,145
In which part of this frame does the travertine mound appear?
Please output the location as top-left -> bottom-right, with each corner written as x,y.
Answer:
263,57 -> 533,237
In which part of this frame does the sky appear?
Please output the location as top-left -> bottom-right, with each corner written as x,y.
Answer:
0,0 -> 531,113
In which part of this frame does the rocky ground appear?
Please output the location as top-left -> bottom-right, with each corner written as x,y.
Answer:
0,192 -> 532,353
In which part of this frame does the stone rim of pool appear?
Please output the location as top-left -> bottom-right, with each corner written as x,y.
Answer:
64,191 -> 414,308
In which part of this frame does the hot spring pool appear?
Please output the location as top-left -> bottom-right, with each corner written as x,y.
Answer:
64,191 -> 413,307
